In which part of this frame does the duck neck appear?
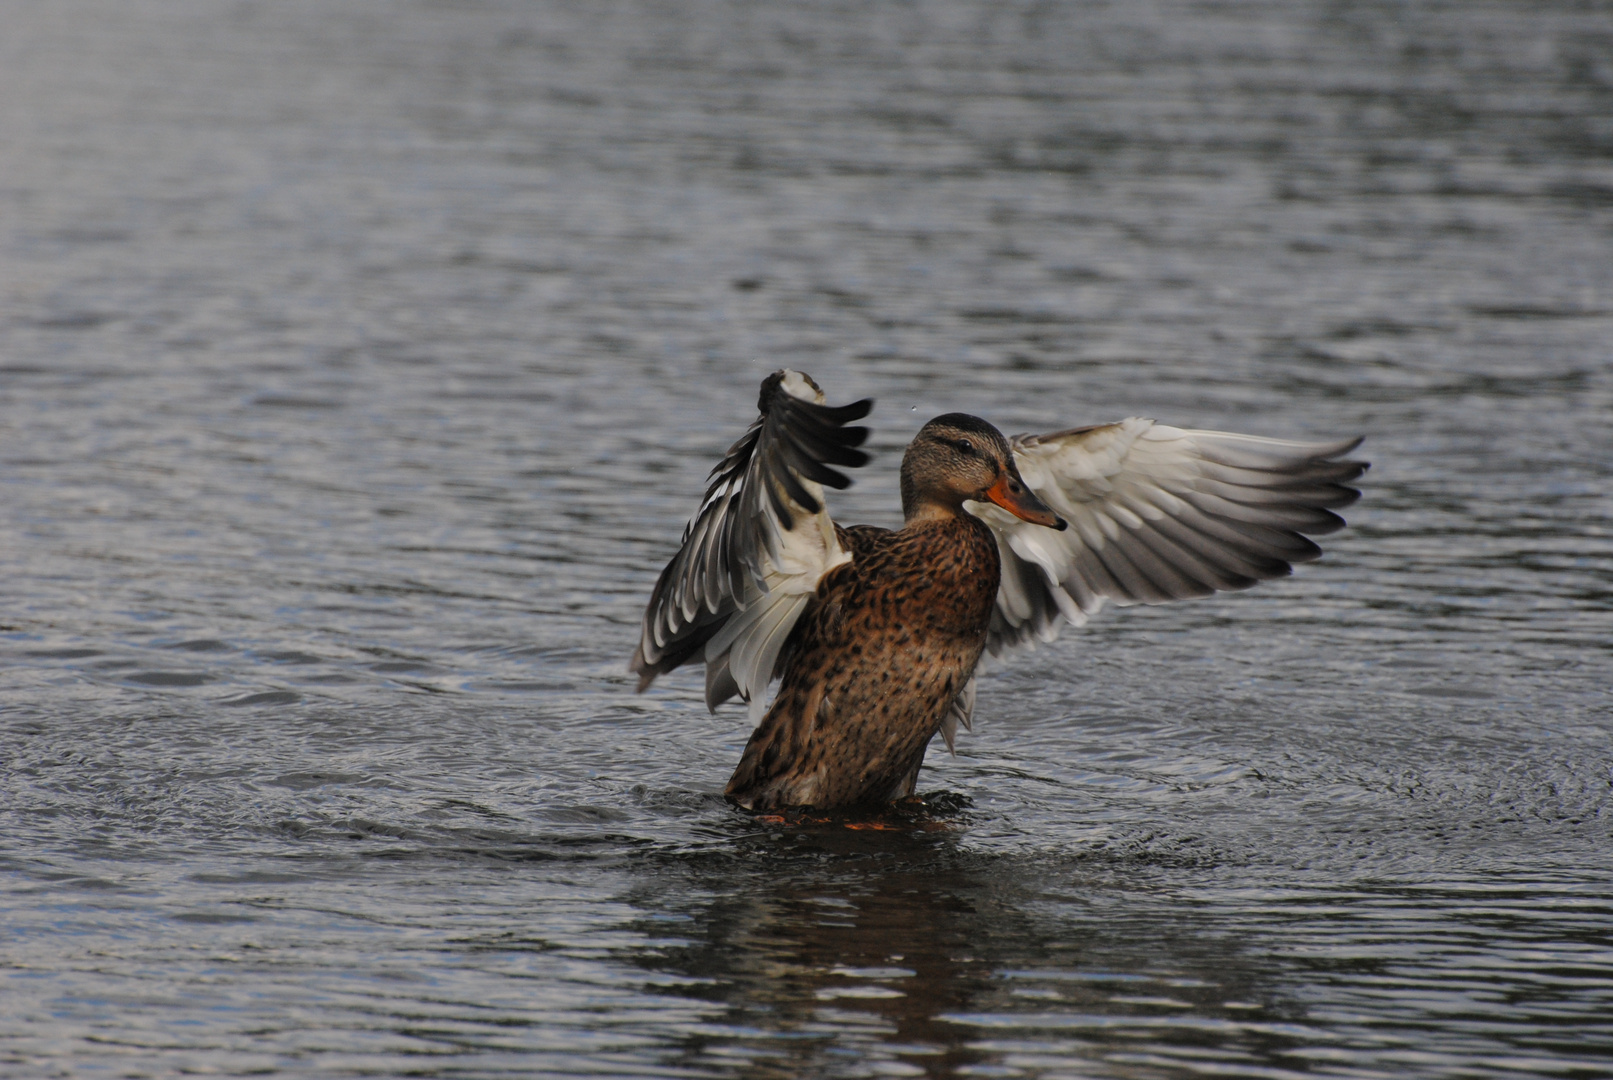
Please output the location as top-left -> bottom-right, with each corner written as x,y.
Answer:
902,496 -> 962,526
900,462 -> 963,525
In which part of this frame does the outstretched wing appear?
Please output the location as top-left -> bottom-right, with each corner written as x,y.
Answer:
967,417 -> 1367,654
631,369 -> 873,716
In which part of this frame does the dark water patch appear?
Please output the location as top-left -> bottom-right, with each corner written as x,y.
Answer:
958,307 -> 1080,324
164,638 -> 232,652
218,690 -> 300,706
171,910 -> 259,925
30,312 -> 119,330
124,671 -> 211,687
188,870 -> 318,885
268,772 -> 370,791
249,395 -> 344,409
251,650 -> 327,664
368,661 -> 443,675
1468,304 -> 1610,320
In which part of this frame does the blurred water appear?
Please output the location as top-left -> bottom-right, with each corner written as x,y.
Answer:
1,1 -> 1610,1077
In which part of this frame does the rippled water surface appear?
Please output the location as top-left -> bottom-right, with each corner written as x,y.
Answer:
2,1 -> 1611,1076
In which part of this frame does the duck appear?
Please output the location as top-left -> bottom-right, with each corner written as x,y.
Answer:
631,369 -> 1366,811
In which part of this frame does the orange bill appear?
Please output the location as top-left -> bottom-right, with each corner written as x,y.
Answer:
985,473 -> 1067,529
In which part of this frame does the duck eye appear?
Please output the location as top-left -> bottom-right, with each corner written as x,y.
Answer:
957,439 -> 973,454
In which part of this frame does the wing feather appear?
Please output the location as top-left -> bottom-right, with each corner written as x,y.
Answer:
631,370 -> 873,715
938,675 -> 978,755
970,417 -> 1366,655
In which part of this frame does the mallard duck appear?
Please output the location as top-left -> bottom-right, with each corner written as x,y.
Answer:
632,370 -> 1366,811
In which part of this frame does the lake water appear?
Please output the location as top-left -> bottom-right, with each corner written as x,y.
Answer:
1,1 -> 1610,1077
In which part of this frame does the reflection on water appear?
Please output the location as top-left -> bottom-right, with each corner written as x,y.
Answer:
640,828 -> 1000,1075
623,824 -> 1613,1077
1,0 -> 1611,1076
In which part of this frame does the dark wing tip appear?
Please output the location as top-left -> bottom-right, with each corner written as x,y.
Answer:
630,641 -> 661,692
756,369 -> 795,413
1309,447 -> 1368,516
819,397 -> 874,424
765,384 -> 876,495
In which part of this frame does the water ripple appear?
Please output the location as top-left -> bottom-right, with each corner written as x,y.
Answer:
0,0 -> 1610,1076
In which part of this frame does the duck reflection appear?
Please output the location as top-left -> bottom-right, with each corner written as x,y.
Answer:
616,799 -> 1296,1076
634,819 -> 993,1075
618,806 -> 1277,1079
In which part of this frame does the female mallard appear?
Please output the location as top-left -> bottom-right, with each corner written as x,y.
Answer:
632,370 -> 1365,811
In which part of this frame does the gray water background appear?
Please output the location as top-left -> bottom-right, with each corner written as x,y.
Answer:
1,1 -> 1611,1076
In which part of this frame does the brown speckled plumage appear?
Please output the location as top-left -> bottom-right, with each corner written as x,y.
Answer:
631,370 -> 1365,815
724,516 -> 1002,810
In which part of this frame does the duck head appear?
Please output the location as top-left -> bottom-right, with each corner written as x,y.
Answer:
900,413 -> 1067,530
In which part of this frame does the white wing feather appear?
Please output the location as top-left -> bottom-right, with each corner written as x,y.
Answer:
632,370 -> 872,721
968,418 -> 1366,654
